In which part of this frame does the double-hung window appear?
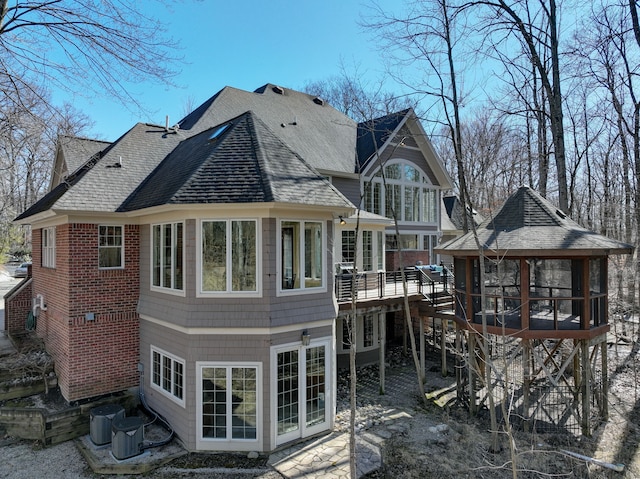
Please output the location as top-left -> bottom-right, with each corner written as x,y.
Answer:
42,227 -> 56,268
201,219 -> 257,294
98,225 -> 123,269
281,220 -> 324,291
152,222 -> 184,291
151,347 -> 185,406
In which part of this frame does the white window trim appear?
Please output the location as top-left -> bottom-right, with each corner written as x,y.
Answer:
338,314 -> 380,353
277,219 -> 327,296
195,361 -> 263,451
271,338 -> 333,446
98,225 -> 124,270
150,346 -> 186,407
150,222 -> 185,296
196,218 -> 262,298
42,226 -> 56,269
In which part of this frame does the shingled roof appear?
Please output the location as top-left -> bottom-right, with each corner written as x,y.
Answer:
176,84 -> 357,175
356,109 -> 410,170
119,111 -> 353,211
436,186 -> 633,256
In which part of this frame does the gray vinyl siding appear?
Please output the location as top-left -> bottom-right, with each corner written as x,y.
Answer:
138,218 -> 337,330
331,176 -> 361,206
139,320 -> 272,451
139,319 -> 333,452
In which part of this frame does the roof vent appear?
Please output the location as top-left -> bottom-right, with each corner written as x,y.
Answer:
313,97 -> 325,106
272,85 -> 285,95
106,156 -> 123,168
555,209 -> 566,219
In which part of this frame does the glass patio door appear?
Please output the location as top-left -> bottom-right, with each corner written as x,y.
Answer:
276,344 -> 327,445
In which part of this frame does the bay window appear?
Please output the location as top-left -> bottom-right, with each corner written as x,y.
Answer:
281,220 -> 324,291
152,222 -> 183,291
201,219 -> 257,294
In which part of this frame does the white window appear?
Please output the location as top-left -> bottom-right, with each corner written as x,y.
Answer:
197,363 -> 260,443
151,347 -> 185,406
365,162 -> 438,223
377,231 -> 384,271
200,219 -> 258,294
98,225 -> 123,269
280,220 -> 324,291
338,314 -> 380,352
152,222 -> 184,291
42,227 -> 56,268
362,230 -> 373,271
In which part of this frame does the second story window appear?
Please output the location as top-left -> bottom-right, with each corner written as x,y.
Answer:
364,162 -> 438,223
42,226 -> 56,268
98,225 -> 123,269
201,219 -> 257,294
152,222 -> 184,291
281,220 -> 324,291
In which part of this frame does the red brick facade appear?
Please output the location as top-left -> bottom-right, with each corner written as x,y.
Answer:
385,250 -> 432,271
4,277 -> 32,334
31,224 -> 141,402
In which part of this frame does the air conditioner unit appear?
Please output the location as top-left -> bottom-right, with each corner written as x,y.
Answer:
111,416 -> 144,460
89,404 -> 125,446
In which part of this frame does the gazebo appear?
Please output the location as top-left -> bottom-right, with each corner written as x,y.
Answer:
435,186 -> 633,435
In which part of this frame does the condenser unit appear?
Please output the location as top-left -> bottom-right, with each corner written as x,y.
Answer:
89,404 -> 125,446
111,416 -> 144,460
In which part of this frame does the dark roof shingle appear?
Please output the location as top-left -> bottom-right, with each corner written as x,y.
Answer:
437,186 -> 634,255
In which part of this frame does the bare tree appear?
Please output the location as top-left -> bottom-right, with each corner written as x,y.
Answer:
0,0 -> 180,112
463,0 -> 569,212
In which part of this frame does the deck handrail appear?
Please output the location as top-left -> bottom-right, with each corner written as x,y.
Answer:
335,267 -> 442,303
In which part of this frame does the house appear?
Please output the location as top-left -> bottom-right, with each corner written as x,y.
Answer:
11,84 -> 453,452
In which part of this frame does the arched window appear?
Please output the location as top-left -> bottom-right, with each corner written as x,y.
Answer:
363,161 -> 438,223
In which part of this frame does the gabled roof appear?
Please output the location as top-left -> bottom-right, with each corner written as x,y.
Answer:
436,186 -> 634,256
16,123 -> 184,220
356,109 -> 453,189
49,136 -> 111,190
176,84 -> 357,175
443,196 -> 483,231
119,111 -> 353,211
357,109 -> 410,169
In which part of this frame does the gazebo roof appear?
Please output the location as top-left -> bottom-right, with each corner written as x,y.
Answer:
436,186 -> 634,256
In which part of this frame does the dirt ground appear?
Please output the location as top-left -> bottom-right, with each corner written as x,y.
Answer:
366,340 -> 640,479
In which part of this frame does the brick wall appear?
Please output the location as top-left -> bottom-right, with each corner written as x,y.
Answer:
4,279 -> 32,334
32,224 -> 141,402
385,250 -> 432,271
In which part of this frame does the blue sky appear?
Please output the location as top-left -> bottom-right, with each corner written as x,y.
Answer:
56,1 -> 406,141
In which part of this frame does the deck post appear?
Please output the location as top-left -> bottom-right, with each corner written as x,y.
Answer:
379,312 -> 386,395
419,318 -> 425,383
455,326 -> 463,401
601,339 -> 608,420
468,332 -> 478,415
581,339 -> 591,436
441,319 -> 447,376
523,339 -> 531,432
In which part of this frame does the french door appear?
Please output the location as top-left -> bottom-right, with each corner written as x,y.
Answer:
275,342 -> 329,445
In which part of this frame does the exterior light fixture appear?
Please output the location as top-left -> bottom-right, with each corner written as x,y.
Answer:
339,216 -> 346,225
301,330 -> 311,346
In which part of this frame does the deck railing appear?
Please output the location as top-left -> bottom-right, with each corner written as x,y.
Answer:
335,268 -> 443,303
